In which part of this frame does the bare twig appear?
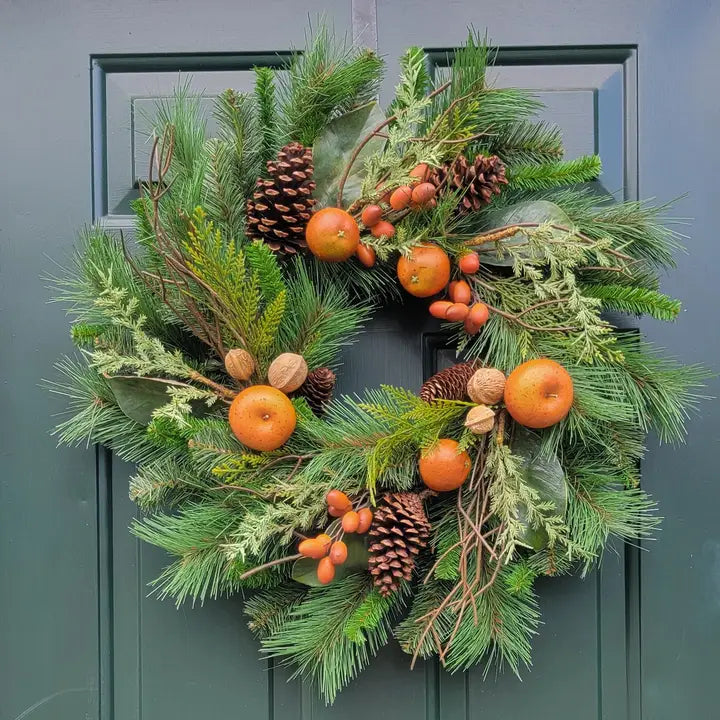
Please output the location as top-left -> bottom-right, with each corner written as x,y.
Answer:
237,553 -> 302,581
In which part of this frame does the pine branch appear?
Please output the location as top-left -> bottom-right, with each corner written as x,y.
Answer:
278,25 -> 384,146
262,574 -> 395,703
507,155 -> 602,192
254,66 -> 280,164
582,284 -> 681,321
486,120 -> 564,165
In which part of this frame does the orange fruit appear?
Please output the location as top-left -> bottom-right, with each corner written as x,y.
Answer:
305,207 -> 360,262
397,243 -> 451,298
464,316 -> 480,335
390,185 -> 413,210
446,303 -> 470,322
419,439 -> 472,492
317,556 -> 336,585
459,252 -> 480,274
328,505 -> 346,517
356,508 -> 373,534
371,220 -> 396,238
356,243 -> 376,268
298,538 -> 326,559
329,541 -> 348,565
361,204 -> 383,227
326,490 -> 352,512
504,358 -> 574,429
429,300 -> 452,319
341,510 -> 360,533
228,385 -> 296,451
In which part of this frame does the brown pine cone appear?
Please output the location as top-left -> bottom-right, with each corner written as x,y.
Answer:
246,143 -> 316,254
368,492 -> 431,596
420,362 -> 478,403
429,154 -> 508,214
294,367 -> 336,415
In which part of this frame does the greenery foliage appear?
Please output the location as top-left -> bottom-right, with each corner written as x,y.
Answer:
48,27 -> 705,704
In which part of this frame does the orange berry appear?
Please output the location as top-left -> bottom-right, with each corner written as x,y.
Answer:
449,280 -> 472,305
468,302 -> 490,327
356,243 -> 376,268
326,490 -> 352,512
329,541 -> 348,565
389,185 -> 413,211
316,533 -> 333,553
341,510 -> 360,533
317,556 -> 336,585
464,316 -> 481,335
446,303 -> 470,322
371,220 -> 395,239
409,163 -> 429,183
429,300 -> 453,319
298,538 -> 326,559
458,252 -> 480,274
356,508 -> 373,534
328,505 -> 346,518
411,182 -> 436,205
361,204 -> 383,227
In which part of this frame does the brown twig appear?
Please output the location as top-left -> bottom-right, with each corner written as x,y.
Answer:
237,553 -> 302,581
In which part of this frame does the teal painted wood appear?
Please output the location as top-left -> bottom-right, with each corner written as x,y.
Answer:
2,2 -> 718,719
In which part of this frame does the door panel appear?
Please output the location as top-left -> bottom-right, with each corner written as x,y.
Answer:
2,2 -> 718,719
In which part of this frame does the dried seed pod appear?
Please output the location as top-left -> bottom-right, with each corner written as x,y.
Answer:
224,348 -> 255,381
464,404 -> 496,434
361,204 -> 383,227
356,508 -> 373,534
342,510 -> 360,533
268,352 -> 308,393
326,490 -> 352,512
329,541 -> 348,565
467,367 -> 506,405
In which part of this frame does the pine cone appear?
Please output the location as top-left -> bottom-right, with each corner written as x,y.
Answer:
429,154 -> 508,215
295,367 -> 336,415
368,492 -> 431,596
420,362 -> 478,403
246,143 -> 316,254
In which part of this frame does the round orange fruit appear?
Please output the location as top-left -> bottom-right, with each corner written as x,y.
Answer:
228,385 -> 297,451
397,243 -> 451,298
418,438 -> 472,492
305,207 -> 360,262
503,358 -> 574,429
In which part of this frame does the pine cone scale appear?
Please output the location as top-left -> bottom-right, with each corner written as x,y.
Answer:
430,154 -> 508,215
420,362 -> 478,403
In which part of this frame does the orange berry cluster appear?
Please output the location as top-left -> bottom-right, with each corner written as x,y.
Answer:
297,490 -> 373,585
356,165 -> 438,268
428,261 -> 489,335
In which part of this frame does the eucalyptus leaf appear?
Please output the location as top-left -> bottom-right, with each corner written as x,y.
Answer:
312,101 -> 387,209
511,427 -> 568,551
106,375 -> 206,425
479,200 -> 572,266
291,534 -> 369,587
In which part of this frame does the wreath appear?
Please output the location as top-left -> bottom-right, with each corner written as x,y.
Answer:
50,28 -> 705,703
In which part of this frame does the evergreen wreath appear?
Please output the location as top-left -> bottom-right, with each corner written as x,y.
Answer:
49,28 -> 707,703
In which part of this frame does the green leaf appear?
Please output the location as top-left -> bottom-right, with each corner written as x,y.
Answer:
106,375 -> 206,425
480,200 -> 572,267
291,535 -> 369,587
312,101 -> 387,208
512,427 -> 568,550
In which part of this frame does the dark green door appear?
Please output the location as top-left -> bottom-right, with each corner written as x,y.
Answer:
2,2 -> 717,718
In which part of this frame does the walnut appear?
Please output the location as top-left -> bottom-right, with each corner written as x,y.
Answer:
268,353 -> 308,393
224,349 -> 255,382
467,367 -> 506,405
464,405 -> 496,435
